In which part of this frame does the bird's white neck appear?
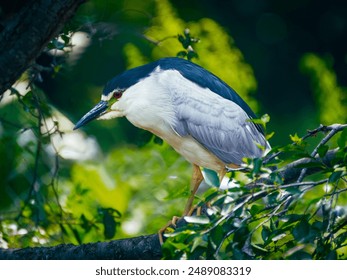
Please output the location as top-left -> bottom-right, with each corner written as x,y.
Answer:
115,70 -> 176,133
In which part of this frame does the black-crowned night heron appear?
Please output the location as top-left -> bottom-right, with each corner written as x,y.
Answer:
74,57 -> 269,218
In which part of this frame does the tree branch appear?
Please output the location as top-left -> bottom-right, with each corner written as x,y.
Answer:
297,123 -> 347,182
0,0 -> 86,95
0,234 -> 162,260
279,149 -> 340,183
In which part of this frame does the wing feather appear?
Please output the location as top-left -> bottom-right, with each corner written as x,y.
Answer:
169,77 -> 268,165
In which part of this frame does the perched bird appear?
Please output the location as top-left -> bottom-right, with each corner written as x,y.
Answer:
74,57 -> 269,216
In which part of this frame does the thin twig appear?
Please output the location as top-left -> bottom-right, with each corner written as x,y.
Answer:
141,34 -> 177,46
254,179 -> 328,190
15,92 -> 43,222
297,124 -> 347,182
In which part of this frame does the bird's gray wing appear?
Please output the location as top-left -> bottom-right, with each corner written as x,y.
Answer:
171,88 -> 268,165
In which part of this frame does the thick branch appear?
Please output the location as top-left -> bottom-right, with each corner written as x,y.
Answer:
0,234 -> 162,260
0,0 -> 85,95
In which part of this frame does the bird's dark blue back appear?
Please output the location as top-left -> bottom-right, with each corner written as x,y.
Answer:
103,57 -> 258,121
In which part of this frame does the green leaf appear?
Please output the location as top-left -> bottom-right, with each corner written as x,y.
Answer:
163,238 -> 189,251
335,231 -> 347,247
250,114 -> 270,128
261,113 -> 270,124
234,226 -> 250,244
202,187 -> 220,200
270,218 -> 276,231
70,225 -> 82,245
176,50 -> 187,58
249,204 -> 263,215
290,133 -> 302,144
80,214 -> 92,232
280,214 -> 306,226
292,219 -> 310,242
261,225 -> 270,242
191,235 -> 208,251
202,168 -> 220,187
266,131 -> 275,140
285,186 -> 303,194
252,158 -> 263,175
266,191 -> 280,205
21,91 -> 34,110
328,171 -> 343,183
187,51 -> 198,61
210,227 -> 224,249
251,243 -> 268,253
337,128 -> 347,149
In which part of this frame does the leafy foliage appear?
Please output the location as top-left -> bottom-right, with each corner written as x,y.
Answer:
163,124 -> 347,259
0,0 -> 346,261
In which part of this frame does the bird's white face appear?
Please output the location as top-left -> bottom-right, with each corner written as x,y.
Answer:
73,88 -> 127,129
97,89 -> 127,120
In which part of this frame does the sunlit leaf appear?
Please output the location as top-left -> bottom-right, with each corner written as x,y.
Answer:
184,216 -> 210,224
328,171 -> 343,183
290,133 -> 302,144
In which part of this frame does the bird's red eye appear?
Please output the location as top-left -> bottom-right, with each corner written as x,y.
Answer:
113,90 -> 123,99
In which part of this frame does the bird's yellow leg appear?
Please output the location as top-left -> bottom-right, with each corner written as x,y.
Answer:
219,168 -> 227,184
192,168 -> 228,212
158,165 -> 203,244
186,167 -> 228,215
183,164 -> 204,216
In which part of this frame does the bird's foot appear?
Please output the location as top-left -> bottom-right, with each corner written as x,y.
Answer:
158,205 -> 207,244
158,216 -> 180,245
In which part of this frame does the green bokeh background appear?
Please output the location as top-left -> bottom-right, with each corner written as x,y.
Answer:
0,0 -> 346,248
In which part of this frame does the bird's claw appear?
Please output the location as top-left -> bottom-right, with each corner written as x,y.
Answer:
158,216 -> 180,245
158,205 -> 206,244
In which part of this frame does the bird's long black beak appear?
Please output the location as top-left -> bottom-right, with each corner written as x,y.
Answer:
73,101 -> 108,130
